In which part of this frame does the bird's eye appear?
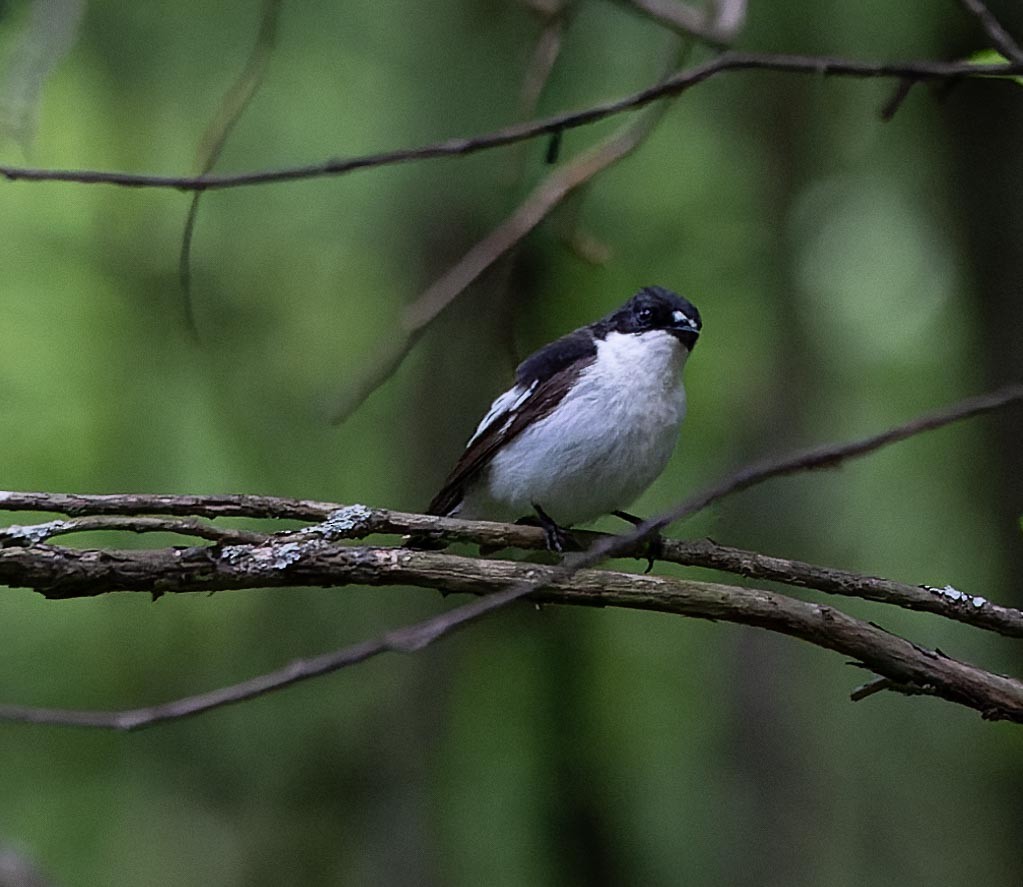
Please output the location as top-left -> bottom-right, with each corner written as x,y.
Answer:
636,306 -> 654,325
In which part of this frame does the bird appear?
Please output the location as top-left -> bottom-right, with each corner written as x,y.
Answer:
422,285 -> 702,551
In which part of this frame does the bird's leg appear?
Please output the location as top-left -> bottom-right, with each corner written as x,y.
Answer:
531,504 -> 575,553
611,510 -> 663,574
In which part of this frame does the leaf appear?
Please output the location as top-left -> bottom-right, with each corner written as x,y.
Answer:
965,48 -> 1023,86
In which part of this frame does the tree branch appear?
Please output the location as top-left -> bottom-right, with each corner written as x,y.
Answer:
2,503 -> 1019,637
1,383 -> 1021,728
957,0 -> 1023,63
3,384 -> 1014,524
616,384 -> 1023,565
0,515 -> 266,546
517,0 -> 572,122
1,51 -> 1020,192
0,490 -> 336,521
329,95 -> 670,422
662,538 -> 1023,638
179,0 -> 283,337
0,545 -> 1021,728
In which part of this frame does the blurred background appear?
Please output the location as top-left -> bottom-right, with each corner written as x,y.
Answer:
1,0 -> 1022,884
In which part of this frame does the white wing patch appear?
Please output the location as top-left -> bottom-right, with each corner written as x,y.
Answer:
466,380 -> 538,446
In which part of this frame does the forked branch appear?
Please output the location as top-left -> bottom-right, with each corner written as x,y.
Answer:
1,548 -> 1021,729
0,384 -> 1021,729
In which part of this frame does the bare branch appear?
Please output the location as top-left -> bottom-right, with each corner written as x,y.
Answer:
879,77 -> 917,121
1,51 -> 1021,193
0,386 -> 1009,537
643,382 -> 1023,539
957,0 -> 1023,63
0,546 -> 1021,728
505,1 -> 575,187
517,2 -> 571,121
179,0 -> 284,336
400,119 -> 665,335
328,97 -> 669,422
0,547 -> 547,728
0,515 -> 266,546
850,675 -> 939,702
1,499 -> 1020,638
661,538 -> 1023,638
3,382 -> 1022,545
1,384 -> 1021,728
3,380 -> 1018,548
0,490 -> 336,521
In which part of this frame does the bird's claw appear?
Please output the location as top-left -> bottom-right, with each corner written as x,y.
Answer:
531,504 -> 576,554
543,523 -> 570,553
641,534 -> 665,573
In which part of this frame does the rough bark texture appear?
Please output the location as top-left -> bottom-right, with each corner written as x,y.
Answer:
1,534 -> 1022,724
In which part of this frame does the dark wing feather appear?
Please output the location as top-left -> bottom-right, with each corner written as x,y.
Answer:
514,327 -> 597,386
427,341 -> 595,516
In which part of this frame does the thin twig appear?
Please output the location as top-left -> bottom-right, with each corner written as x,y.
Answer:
0,490 -> 335,521
551,34 -> 693,263
0,548 -> 1021,727
328,96 -> 670,422
506,0 -> 571,181
331,37 -> 685,421
517,2 -> 571,121
2,499 -> 1021,638
850,675 -> 939,702
1,384 -> 1022,727
957,0 -> 1023,63
179,0 -> 283,336
879,77 -> 917,121
1,51 -> 1021,193
0,515 -> 265,547
661,538 -> 1023,638
645,382 -> 1023,536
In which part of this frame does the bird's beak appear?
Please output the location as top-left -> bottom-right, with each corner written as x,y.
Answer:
669,310 -> 700,347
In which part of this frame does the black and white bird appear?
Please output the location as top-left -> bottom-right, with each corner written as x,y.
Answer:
425,285 -> 702,550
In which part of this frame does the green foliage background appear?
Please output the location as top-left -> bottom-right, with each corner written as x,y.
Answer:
1,1 -> 1021,884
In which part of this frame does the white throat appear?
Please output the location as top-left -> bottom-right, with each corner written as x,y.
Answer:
595,329 -> 689,383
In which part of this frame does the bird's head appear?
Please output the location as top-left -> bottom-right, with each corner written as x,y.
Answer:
607,285 -> 702,351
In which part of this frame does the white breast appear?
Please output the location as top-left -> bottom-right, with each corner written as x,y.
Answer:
460,330 -> 690,525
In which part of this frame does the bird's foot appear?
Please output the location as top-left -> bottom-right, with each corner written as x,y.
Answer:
531,504 -> 577,554
612,510 -> 663,574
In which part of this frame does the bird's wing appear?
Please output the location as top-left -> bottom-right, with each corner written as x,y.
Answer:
427,329 -> 597,516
